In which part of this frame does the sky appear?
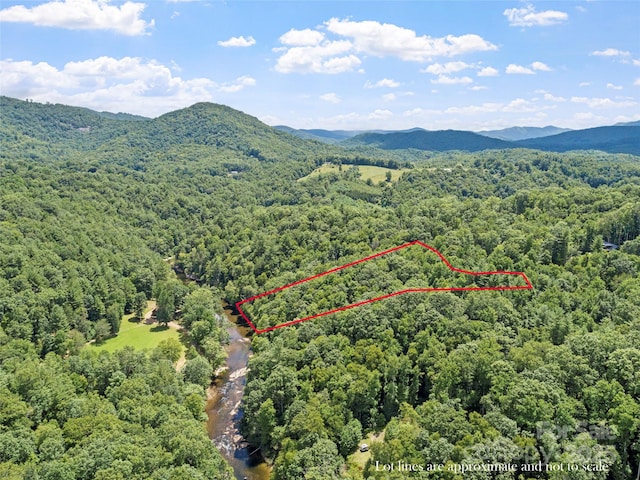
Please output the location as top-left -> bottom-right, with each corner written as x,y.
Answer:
1,0 -> 639,131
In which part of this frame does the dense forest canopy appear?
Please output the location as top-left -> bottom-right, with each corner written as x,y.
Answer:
1,96 -> 639,479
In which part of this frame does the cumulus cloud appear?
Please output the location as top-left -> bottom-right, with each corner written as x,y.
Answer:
364,78 -> 400,88
470,85 -> 488,91
635,78 -> 640,87
0,56 -> 254,116
606,83 -> 623,90
382,93 -> 396,102
422,61 -> 472,75
273,18 -> 497,73
325,18 -> 497,61
0,0 -> 153,36
274,40 -> 361,74
506,64 -> 535,74
591,48 -> 631,57
477,66 -> 499,77
218,35 -> 256,47
431,75 -> 473,85
218,75 -> 256,92
504,4 -> 568,27
579,82 -> 591,87
320,92 -> 341,103
531,61 -> 551,71
280,28 -> 325,46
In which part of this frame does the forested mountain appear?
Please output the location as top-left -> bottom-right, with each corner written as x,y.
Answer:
273,126 -> 358,143
1,96 -> 640,479
340,124 -> 640,155
515,126 -> 640,155
477,126 -> 571,141
342,129 -> 514,152
273,126 -> 426,144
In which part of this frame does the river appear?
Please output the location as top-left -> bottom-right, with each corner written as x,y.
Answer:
205,303 -> 271,480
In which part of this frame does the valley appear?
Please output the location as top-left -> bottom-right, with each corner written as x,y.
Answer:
0,96 -> 639,480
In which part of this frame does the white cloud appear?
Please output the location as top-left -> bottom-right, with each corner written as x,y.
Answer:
634,78 -> 640,87
571,96 -> 637,108
218,75 -> 256,93
0,56 -> 255,116
0,0 -> 153,36
431,75 -> 473,85
477,66 -> 499,77
382,93 -> 396,102
579,82 -> 591,87
543,92 -> 566,102
364,78 -> 400,88
368,109 -> 393,120
531,61 -> 551,71
320,92 -> 341,103
279,28 -> 325,46
503,98 -> 537,112
504,5 -> 568,27
470,85 -> 488,91
274,18 -> 497,75
446,102 -> 503,114
217,35 -> 256,48
274,40 -> 361,74
506,64 -> 535,74
422,61 -> 472,75
591,48 -> 631,57
607,83 -> 623,90
633,59 -> 640,67
324,18 -> 497,61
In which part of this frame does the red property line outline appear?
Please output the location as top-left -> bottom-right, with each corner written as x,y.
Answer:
236,240 -> 533,335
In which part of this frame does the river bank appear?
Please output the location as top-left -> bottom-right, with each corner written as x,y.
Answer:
205,302 -> 271,480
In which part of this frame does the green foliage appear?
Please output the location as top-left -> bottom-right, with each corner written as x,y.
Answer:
2,96 -> 640,478
0,339 -> 232,479
182,355 -> 213,388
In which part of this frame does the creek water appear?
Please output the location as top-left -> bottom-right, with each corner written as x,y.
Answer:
205,303 -> 271,480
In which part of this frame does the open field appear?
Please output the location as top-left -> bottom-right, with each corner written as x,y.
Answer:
348,430 -> 386,471
91,301 -> 184,353
300,163 -> 411,183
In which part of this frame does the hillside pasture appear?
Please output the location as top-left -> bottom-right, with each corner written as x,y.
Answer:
300,163 -> 410,183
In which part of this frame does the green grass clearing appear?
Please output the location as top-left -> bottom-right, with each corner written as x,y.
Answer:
300,163 -> 410,183
347,430 -> 385,471
91,301 -> 184,354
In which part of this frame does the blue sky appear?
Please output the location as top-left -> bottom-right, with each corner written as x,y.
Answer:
1,1 -> 638,130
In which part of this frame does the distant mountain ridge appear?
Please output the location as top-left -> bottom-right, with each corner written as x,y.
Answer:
477,125 -> 572,141
273,125 -> 425,144
514,126 -> 640,155
341,129 -> 514,152
342,125 -> 639,155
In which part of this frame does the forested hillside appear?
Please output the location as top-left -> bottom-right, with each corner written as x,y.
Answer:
1,97 -> 639,479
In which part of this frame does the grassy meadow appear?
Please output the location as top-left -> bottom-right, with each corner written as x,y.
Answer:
301,163 -> 411,183
91,301 -> 183,353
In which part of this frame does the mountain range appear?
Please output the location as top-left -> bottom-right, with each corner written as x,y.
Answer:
2,96 -> 638,156
342,126 -> 640,155
275,125 -> 575,143
278,122 -> 639,155
477,125 -> 572,141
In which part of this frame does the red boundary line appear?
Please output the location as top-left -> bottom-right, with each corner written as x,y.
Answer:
236,240 -> 532,334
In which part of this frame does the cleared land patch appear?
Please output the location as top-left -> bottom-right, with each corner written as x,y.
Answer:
300,163 -> 411,183
91,301 -> 184,353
